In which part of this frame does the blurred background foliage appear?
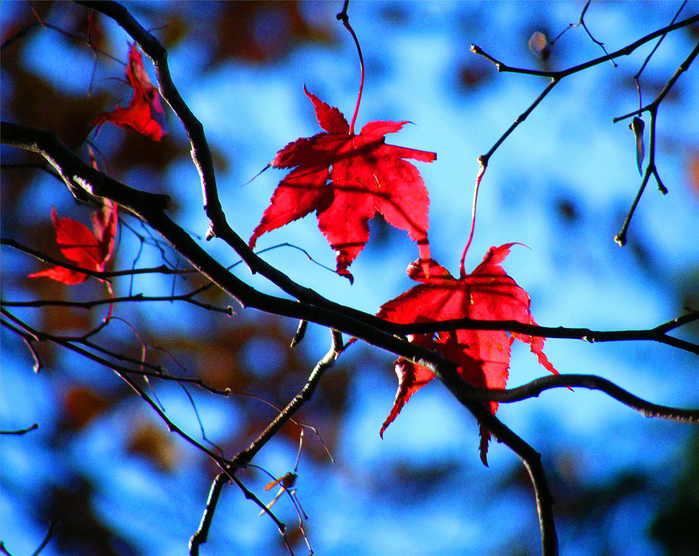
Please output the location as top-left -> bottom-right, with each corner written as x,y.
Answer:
2,2 -> 698,555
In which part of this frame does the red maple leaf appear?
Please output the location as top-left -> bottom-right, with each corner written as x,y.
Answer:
249,86 -> 436,282
29,200 -> 118,285
91,43 -> 167,141
376,243 -> 558,465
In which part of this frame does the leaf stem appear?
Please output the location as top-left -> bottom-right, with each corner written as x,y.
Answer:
460,160 -> 485,278
337,5 -> 364,135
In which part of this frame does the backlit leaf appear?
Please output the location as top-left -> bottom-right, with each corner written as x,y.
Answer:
377,244 -> 558,465
249,86 -> 435,282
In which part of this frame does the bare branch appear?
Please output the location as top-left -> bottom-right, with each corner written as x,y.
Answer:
630,1 -> 688,109
390,312 -> 699,355
189,471 -> 228,556
470,12 -> 699,186
473,13 -> 699,79
1,307 -> 232,466
0,122 -> 170,211
614,40 -> 699,244
190,329 -> 343,555
430,363 -> 559,555
233,329 -> 343,469
4,292 -> 234,316
466,374 -> 699,423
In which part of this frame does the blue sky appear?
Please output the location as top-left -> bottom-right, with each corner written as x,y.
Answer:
2,2 -> 698,555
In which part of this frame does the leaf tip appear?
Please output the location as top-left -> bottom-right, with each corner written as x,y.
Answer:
338,269 -> 354,285
479,426 -> 491,467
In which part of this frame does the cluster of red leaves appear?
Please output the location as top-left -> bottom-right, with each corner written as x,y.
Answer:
249,71 -> 557,463
376,244 -> 558,465
249,86 -> 435,282
29,200 -> 118,285
91,43 -> 167,141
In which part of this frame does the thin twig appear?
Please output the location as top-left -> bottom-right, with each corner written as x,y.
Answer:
232,329 -> 343,469
229,474 -> 290,538
473,13 -> 699,79
30,520 -> 60,556
4,292 -> 234,315
1,307 -> 233,465
190,329 -> 343,554
613,40 -> 699,244
1,423 -> 39,435
469,12 -> 699,191
631,1 -> 687,110
189,471 -> 228,556
389,312 -> 699,355
550,1 -> 615,66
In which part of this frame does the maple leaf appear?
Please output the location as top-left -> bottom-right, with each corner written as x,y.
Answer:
249,86 -> 436,282
376,243 -> 558,465
29,200 -> 118,285
91,43 -> 167,141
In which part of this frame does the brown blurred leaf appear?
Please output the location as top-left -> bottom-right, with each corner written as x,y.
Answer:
210,1 -> 336,66
44,296 -> 95,335
127,420 -> 179,472
690,151 -> 699,199
159,13 -> 189,48
456,59 -> 492,90
529,31 -> 551,60
109,131 -> 186,182
64,386 -> 110,429
283,524 -> 307,550
4,70 -> 107,147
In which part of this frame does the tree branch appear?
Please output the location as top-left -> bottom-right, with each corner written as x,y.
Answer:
470,11 -> 699,233
1,307 -> 232,466
613,39 -> 699,245
466,374 -> 699,423
472,13 -> 699,79
6,5 -> 697,553
4,119 -> 697,556
190,329 -> 343,555
392,312 -> 699,355
1,122 -> 170,213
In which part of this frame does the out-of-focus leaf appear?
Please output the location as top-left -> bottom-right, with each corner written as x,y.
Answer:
210,1 -> 336,66
127,421 -> 180,472
63,387 -> 110,429
689,151 -> 699,199
529,31 -> 551,60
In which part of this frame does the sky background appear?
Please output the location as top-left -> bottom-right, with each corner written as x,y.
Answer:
2,2 -> 699,555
